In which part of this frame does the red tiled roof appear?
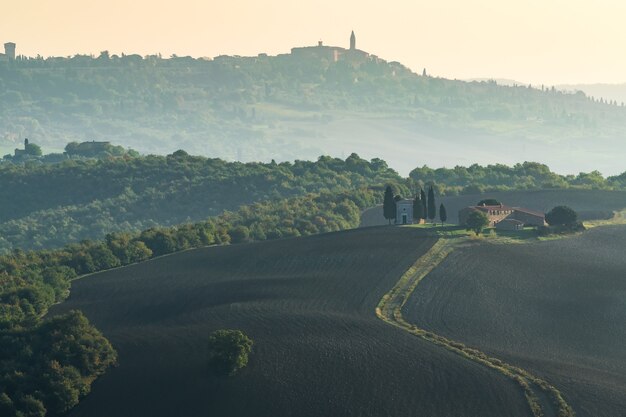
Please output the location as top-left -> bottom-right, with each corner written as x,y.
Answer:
511,207 -> 545,218
467,205 -> 515,212
461,205 -> 545,218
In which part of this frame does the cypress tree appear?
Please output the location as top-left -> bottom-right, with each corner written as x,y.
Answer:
427,186 -> 436,223
383,186 -> 396,225
420,189 -> 427,221
439,203 -> 447,226
413,194 -> 424,222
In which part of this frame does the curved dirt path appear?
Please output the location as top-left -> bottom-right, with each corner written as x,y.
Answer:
376,238 -> 574,417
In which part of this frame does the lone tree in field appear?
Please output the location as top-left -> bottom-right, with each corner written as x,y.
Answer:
413,193 -> 425,222
439,203 -> 447,226
208,329 -> 253,376
427,186 -> 436,223
546,206 -> 578,227
466,210 -> 490,235
383,186 -> 396,225
420,188 -> 427,222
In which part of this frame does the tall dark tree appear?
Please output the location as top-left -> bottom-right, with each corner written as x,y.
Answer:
413,194 -> 424,222
439,203 -> 447,226
420,189 -> 427,221
427,186 -> 436,223
383,185 -> 396,225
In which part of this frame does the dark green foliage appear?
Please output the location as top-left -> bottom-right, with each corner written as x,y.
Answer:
207,330 -> 253,376
383,185 -> 396,224
24,143 -> 42,157
477,199 -> 501,206
409,162 -> 624,195
427,186 -> 436,222
228,226 -> 250,244
0,310 -> 117,417
420,189 -> 427,221
0,152 -> 401,252
64,141 -> 131,159
439,204 -> 447,225
545,206 -> 579,226
413,194 -> 425,221
465,210 -> 490,235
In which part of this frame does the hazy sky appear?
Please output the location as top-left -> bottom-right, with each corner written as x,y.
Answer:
2,1 -> 626,85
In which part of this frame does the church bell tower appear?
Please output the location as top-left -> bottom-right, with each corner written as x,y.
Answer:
350,31 -> 356,50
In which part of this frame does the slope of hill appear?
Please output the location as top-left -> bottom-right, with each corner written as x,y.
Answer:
0,153 -> 403,252
359,189 -> 626,227
49,227 -> 532,417
403,226 -> 626,417
2,52 -> 626,175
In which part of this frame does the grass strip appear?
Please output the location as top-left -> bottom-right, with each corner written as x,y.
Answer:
376,238 -> 575,417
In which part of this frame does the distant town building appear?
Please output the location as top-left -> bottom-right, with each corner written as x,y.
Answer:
0,42 -> 16,61
395,199 -> 414,225
290,31 -> 373,65
13,138 -> 29,157
458,203 -> 546,228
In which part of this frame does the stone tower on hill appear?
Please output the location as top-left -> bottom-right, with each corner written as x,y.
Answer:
350,31 -> 356,50
4,42 -> 16,60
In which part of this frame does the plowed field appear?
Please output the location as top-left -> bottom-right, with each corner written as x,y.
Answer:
404,225 -> 626,417
51,227 -> 533,417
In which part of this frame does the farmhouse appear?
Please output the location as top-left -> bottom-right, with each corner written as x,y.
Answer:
395,199 -> 414,225
458,203 -> 546,228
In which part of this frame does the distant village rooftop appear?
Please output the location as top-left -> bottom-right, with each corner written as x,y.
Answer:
290,31 -> 379,64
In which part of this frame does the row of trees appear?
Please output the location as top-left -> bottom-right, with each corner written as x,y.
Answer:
383,185 -> 447,225
0,152 -> 403,252
409,162 -> 626,194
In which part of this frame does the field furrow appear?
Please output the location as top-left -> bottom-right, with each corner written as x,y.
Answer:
49,227 -> 533,417
403,225 -> 626,417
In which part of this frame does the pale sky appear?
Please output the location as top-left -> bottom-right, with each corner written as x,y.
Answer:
2,0 -> 626,85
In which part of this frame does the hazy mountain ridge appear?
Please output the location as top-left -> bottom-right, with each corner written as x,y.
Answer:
1,51 -> 625,174
557,83 -> 626,105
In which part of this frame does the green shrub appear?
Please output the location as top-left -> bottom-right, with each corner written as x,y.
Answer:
207,329 -> 253,376
546,205 -> 578,226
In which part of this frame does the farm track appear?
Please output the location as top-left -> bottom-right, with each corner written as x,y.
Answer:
377,238 -> 574,417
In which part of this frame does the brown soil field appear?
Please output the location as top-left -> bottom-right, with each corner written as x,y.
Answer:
50,227 -> 533,417
403,225 -> 626,417
360,189 -> 626,226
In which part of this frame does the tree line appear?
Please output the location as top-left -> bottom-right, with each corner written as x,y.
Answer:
0,152 -> 402,252
409,162 -> 626,194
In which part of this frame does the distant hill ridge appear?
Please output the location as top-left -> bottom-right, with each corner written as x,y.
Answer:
1,35 -> 626,175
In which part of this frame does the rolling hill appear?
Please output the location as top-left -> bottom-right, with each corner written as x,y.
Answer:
2,51 -> 626,175
403,225 -> 626,417
49,227 -> 533,417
